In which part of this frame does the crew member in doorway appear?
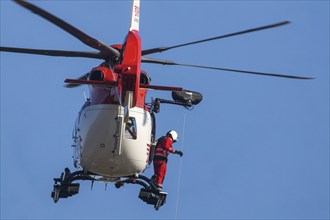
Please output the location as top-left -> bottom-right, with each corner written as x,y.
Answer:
152,130 -> 183,191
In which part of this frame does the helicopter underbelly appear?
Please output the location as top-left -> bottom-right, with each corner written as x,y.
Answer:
75,104 -> 152,177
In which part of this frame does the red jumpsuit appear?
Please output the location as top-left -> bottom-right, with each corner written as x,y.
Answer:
153,136 -> 176,187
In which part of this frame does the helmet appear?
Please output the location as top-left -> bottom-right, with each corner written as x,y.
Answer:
167,130 -> 179,142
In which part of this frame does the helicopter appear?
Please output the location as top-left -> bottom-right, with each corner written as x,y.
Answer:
0,0 -> 313,210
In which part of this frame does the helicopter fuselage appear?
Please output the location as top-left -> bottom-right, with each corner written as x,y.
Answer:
73,103 -> 153,177
72,68 -> 154,178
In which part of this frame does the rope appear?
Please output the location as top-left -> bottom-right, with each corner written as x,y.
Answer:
175,113 -> 186,219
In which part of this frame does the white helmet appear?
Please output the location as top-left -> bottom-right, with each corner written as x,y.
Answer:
167,130 -> 179,142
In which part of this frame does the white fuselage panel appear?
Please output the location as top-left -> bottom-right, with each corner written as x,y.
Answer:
76,104 -> 152,177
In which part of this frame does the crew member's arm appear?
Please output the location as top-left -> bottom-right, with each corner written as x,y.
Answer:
163,137 -> 183,157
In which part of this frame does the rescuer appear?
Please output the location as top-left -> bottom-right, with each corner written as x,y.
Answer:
152,130 -> 183,191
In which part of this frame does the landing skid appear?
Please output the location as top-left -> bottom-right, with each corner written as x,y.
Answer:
51,168 -> 96,203
51,168 -> 167,210
115,175 -> 167,210
139,188 -> 167,210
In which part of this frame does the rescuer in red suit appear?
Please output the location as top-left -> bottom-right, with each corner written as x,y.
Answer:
152,130 -> 183,191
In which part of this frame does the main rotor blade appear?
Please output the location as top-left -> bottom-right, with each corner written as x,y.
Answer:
141,57 -> 313,80
0,46 -> 105,59
14,0 -> 120,61
142,21 -> 290,55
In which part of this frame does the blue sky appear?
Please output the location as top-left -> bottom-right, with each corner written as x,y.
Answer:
1,0 -> 329,219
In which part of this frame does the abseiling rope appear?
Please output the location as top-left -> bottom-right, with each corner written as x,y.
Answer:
175,113 -> 186,219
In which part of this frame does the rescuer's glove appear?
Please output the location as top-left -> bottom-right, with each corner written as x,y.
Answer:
175,150 -> 183,157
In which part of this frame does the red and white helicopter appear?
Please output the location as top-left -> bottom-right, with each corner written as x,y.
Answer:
0,0 -> 312,210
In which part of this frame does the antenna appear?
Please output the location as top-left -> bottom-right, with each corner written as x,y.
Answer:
83,91 -> 89,101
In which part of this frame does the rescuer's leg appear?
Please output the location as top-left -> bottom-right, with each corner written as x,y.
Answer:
156,161 -> 167,190
153,160 -> 166,190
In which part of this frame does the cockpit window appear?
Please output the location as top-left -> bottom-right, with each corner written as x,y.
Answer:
125,117 -> 137,139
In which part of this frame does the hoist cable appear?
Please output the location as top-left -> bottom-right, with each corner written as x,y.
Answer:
175,113 -> 186,219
